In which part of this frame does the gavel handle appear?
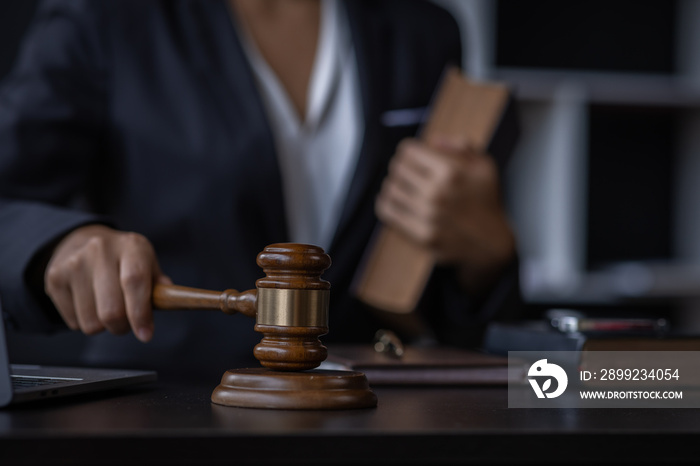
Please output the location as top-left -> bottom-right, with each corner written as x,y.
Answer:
152,283 -> 257,318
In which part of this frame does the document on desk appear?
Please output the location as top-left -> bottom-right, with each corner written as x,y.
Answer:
323,345 -> 518,386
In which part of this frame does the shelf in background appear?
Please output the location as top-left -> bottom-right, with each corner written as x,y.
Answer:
493,67 -> 700,107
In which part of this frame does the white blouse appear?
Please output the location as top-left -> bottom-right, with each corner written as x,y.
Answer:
237,0 -> 363,250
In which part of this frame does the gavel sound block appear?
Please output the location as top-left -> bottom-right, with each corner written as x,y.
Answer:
152,243 -> 377,410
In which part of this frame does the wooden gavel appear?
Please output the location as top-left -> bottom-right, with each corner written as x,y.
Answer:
152,243 -> 331,371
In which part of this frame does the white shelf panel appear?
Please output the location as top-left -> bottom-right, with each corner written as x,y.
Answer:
494,67 -> 700,107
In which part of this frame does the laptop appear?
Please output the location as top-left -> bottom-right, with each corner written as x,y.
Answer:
0,301 -> 157,407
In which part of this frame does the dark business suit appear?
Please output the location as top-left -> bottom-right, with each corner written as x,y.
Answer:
0,0 -> 520,378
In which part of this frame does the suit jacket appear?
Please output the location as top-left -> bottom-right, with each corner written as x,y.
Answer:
0,0 -> 520,378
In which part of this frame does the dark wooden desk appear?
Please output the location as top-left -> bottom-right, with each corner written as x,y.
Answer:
1,381 -> 700,465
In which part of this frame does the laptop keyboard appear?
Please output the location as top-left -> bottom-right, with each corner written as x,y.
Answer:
11,376 -> 66,389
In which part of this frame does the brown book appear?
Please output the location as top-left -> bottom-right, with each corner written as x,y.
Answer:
323,345 -> 515,386
353,67 -> 513,313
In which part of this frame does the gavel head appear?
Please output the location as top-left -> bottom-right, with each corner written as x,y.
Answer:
252,243 -> 332,371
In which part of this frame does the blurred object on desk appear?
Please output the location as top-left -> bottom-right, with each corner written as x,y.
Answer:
484,318 -> 700,355
322,343 -> 518,386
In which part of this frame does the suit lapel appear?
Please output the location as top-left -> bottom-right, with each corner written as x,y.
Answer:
328,0 -> 393,255
191,0 -> 289,247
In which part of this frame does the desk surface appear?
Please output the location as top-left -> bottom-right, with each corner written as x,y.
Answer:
2,381 -> 700,465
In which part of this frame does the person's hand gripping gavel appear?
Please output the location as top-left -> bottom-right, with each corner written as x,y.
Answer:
45,226 -> 377,409
44,225 -> 331,370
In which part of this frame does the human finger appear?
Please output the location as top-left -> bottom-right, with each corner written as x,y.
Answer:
69,265 -> 104,335
44,273 -> 79,331
119,233 -> 157,343
375,187 -> 439,248
93,255 -> 130,335
377,172 -> 442,227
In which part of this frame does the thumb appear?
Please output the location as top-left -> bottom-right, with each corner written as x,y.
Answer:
156,274 -> 173,286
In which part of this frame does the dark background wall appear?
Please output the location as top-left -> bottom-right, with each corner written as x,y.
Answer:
496,0 -> 677,74
496,0 -> 680,270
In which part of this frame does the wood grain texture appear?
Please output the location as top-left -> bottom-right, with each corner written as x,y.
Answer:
211,368 -> 377,410
253,324 -> 328,371
152,284 -> 257,317
256,243 -> 331,290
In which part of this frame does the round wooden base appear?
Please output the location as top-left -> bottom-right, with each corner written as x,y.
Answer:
211,368 -> 377,410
